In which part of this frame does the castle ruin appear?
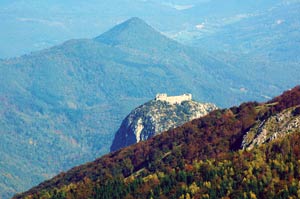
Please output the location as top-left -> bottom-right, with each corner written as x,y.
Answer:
155,93 -> 192,105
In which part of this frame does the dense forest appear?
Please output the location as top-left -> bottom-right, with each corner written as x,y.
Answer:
14,86 -> 300,199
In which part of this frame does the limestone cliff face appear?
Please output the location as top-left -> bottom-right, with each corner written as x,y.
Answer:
110,99 -> 218,152
242,106 -> 300,150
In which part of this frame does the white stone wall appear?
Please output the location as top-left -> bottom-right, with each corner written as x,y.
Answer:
155,93 -> 167,101
155,93 -> 192,104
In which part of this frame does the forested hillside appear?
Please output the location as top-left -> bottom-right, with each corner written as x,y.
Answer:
0,17 -> 248,198
14,86 -> 300,199
1,1 -> 300,198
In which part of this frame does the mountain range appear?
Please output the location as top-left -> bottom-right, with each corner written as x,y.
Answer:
0,17 -> 253,198
0,0 -> 294,58
192,2 -> 300,95
14,86 -> 300,198
0,16 -> 299,198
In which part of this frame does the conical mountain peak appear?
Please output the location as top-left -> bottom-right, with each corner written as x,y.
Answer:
121,17 -> 149,27
95,17 -> 180,52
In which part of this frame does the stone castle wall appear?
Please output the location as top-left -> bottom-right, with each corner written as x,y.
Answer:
155,93 -> 192,104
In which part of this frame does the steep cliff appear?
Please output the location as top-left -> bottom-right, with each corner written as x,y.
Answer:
110,98 -> 217,151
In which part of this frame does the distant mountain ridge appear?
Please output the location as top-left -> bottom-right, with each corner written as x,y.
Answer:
14,86 -> 300,198
191,2 -> 300,95
111,94 -> 217,151
0,16 -> 298,198
0,17 -> 247,198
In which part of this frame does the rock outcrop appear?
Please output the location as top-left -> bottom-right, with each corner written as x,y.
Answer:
110,98 -> 217,151
242,105 -> 300,150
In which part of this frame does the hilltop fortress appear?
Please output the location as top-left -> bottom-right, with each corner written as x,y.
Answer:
155,93 -> 192,105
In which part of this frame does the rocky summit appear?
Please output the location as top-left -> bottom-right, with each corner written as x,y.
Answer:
110,94 -> 217,151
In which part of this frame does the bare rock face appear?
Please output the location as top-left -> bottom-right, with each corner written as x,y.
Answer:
242,106 -> 300,150
110,99 -> 217,152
